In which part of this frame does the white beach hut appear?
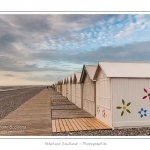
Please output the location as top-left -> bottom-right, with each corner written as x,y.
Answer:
93,62 -> 150,128
56,82 -> 58,92
64,78 -> 67,97
80,65 -> 97,116
62,79 -> 65,96
74,72 -> 82,108
60,79 -> 63,95
68,75 -> 73,101
66,76 -> 69,99
57,81 -> 61,93
71,74 -> 76,104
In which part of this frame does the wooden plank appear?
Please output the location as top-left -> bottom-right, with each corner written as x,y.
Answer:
74,119 -> 87,130
52,105 -> 80,110
65,119 -> 74,131
68,119 -> 78,131
80,118 -> 95,130
0,89 -> 52,136
84,118 -> 101,129
83,118 -> 98,130
78,118 -> 91,130
94,118 -> 111,128
72,119 -> 82,130
52,120 -> 56,132
58,119 -> 66,132
55,119 -> 61,132
61,119 -> 70,132
90,118 -> 105,129
52,109 -> 93,119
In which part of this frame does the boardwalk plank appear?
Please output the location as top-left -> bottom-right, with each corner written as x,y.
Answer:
72,119 -> 82,130
84,118 -> 100,129
78,118 -> 90,130
65,119 -> 74,131
52,109 -> 93,119
68,119 -> 78,131
80,118 -> 95,130
52,120 -> 56,132
0,89 -> 52,136
74,119 -> 87,130
90,118 -> 105,129
55,120 -> 61,132
61,119 -> 70,132
58,119 -> 65,132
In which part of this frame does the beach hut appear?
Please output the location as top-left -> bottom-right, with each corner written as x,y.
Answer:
60,80 -> 63,94
55,82 -> 58,92
64,77 -> 67,97
67,75 -> 73,101
62,79 -> 65,96
93,62 -> 150,128
57,80 -> 61,93
80,65 -> 97,116
54,83 -> 56,91
71,74 -> 76,104
74,72 -> 82,108
65,76 -> 69,99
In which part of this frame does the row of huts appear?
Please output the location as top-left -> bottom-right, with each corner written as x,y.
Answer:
52,62 -> 150,129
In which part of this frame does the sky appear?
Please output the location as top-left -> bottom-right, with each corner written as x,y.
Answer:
0,14 -> 150,86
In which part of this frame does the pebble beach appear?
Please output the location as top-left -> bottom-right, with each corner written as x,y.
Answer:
53,127 -> 150,136
0,87 -> 44,120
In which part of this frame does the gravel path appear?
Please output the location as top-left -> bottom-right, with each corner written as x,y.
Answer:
53,127 -> 150,136
0,87 -> 44,120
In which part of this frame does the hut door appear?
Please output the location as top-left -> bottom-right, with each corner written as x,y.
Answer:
96,78 -> 111,126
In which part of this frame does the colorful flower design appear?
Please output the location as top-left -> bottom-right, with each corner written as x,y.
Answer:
116,99 -> 131,116
143,88 -> 150,100
102,109 -> 107,118
102,110 -> 105,118
138,108 -> 147,118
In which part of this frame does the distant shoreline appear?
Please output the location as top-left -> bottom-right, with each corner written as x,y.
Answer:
0,85 -> 45,92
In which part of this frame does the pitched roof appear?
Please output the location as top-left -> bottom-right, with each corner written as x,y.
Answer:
64,77 -> 68,84
62,79 -> 65,84
70,74 -> 74,83
68,75 -> 73,83
76,72 -> 81,82
73,72 -> 81,83
80,65 -> 97,83
94,62 -> 150,79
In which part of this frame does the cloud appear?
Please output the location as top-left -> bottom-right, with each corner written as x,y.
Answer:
0,14 -> 150,85
27,40 -> 150,65
4,74 -> 15,77
0,55 -> 71,72
74,40 -> 150,63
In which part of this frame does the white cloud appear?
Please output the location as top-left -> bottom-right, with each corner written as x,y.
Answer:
86,32 -> 92,38
1,14 -> 150,85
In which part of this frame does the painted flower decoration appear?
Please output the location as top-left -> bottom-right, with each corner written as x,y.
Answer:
102,109 -> 107,118
143,88 -> 150,100
116,99 -> 131,116
97,106 -> 100,113
138,108 -> 147,118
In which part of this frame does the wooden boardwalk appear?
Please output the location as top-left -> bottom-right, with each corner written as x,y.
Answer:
52,118 -> 111,132
0,89 -> 52,136
51,91 -> 94,119
52,104 -> 80,110
52,109 -> 94,119
50,90 -> 111,133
